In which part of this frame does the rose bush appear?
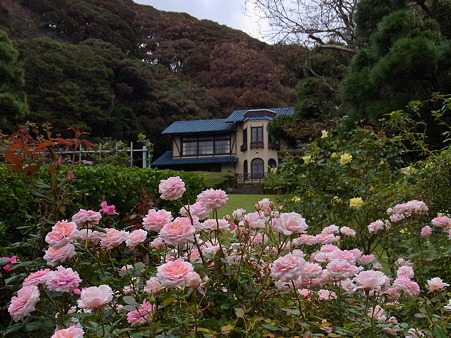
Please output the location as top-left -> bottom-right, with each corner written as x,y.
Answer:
2,178 -> 450,337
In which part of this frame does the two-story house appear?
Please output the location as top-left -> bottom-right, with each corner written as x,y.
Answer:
151,107 -> 294,181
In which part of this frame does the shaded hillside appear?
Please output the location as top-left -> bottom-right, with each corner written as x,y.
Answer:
0,0 -> 306,155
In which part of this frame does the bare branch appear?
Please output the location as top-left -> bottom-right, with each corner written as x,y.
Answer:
245,0 -> 357,47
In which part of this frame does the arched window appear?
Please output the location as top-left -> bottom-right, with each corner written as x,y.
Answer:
251,158 -> 264,179
243,160 -> 248,181
268,158 -> 277,169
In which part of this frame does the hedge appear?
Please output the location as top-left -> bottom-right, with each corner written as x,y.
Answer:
0,165 -> 205,251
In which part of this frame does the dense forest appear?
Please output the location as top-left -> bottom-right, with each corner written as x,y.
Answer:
0,0 -> 306,156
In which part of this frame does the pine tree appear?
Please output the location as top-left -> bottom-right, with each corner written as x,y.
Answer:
340,1 -> 451,125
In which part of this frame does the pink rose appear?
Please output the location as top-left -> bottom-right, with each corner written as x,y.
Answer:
8,285 -> 40,321
126,229 -> 148,249
77,284 -> 113,309
159,217 -> 195,246
150,237 -> 166,249
196,188 -> 229,210
340,226 -> 356,237
185,271 -> 202,289
274,212 -> 308,235
387,200 -> 428,222
100,229 -> 129,250
51,326 -> 84,338
397,265 -> 415,279
321,225 -> 340,234
420,226 -> 432,236
2,255 -> 19,271
180,202 -> 211,221
156,258 -> 194,288
368,220 -> 385,234
353,270 -> 390,292
127,300 -> 156,327
326,259 -> 361,279
338,278 -> 355,294
392,276 -> 420,298
301,262 -> 323,280
23,269 -> 51,287
144,277 -> 162,294
232,208 -> 247,220
298,288 -> 310,297
45,220 -> 78,249
431,216 -> 451,232
72,209 -> 102,228
243,212 -> 265,229
292,234 -> 318,246
368,305 -> 386,321
159,176 -> 186,200
44,243 -> 76,266
426,277 -> 449,291
99,201 -> 118,215
46,266 -> 81,293
359,254 -> 375,265
142,209 -> 173,232
270,253 -> 305,282
318,289 -> 337,300
202,219 -> 230,233
329,249 -> 361,263
315,233 -> 340,244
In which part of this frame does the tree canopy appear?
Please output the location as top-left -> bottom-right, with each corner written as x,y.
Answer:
341,1 -> 451,126
0,29 -> 28,129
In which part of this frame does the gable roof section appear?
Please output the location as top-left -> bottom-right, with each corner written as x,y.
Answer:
225,107 -> 294,123
162,119 -> 235,135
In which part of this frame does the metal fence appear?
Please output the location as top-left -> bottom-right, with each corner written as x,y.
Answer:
59,142 -> 151,168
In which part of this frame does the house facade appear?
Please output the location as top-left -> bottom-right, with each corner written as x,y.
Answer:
151,107 -> 294,180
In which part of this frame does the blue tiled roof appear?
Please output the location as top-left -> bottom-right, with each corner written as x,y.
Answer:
151,151 -> 238,167
162,119 -> 235,134
225,107 -> 294,123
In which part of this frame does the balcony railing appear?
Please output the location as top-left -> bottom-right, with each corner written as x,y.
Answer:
237,172 -> 266,182
250,142 -> 264,149
241,142 -> 280,151
268,142 -> 280,151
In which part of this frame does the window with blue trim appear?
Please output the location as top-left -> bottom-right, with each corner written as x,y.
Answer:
182,134 -> 231,156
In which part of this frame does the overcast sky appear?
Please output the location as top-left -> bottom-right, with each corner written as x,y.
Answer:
133,0 -> 267,42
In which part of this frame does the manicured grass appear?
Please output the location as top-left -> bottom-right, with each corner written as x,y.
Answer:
215,194 -> 275,218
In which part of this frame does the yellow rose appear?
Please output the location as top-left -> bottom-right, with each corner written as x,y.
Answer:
349,197 -> 363,209
333,196 -> 342,203
331,152 -> 338,159
340,153 -> 352,164
400,166 -> 415,175
292,196 -> 300,203
321,130 -> 328,139
302,155 -> 313,164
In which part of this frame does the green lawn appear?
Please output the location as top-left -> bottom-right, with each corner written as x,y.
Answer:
215,194 -> 276,218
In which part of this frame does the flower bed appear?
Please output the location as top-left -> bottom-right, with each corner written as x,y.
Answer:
3,177 -> 450,337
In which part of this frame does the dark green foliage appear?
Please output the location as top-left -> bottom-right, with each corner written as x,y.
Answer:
268,46 -> 351,141
16,37 -> 115,137
0,30 -> 28,130
0,166 -> 36,251
341,8 -> 451,128
354,0 -> 406,42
